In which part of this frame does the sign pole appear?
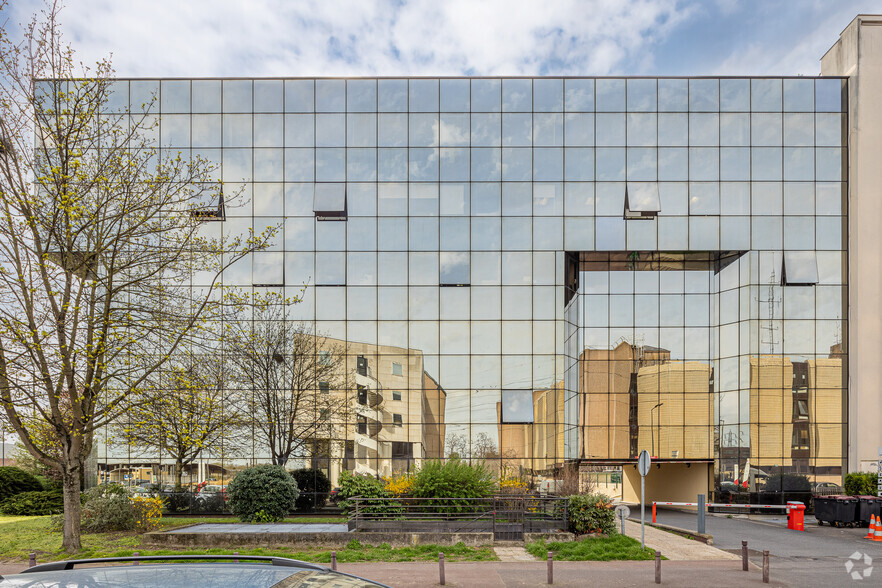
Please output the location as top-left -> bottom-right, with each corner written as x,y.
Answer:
641,474 -> 645,548
637,449 -> 651,550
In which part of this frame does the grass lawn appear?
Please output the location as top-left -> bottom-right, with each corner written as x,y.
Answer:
0,516 -> 495,564
526,534 -> 658,561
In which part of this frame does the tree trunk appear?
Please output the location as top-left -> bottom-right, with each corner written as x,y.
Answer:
61,469 -> 82,553
174,460 -> 183,489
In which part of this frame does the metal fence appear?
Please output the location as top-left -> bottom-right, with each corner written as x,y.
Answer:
347,495 -> 568,540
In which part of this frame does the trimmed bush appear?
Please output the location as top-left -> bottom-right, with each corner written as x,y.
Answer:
0,489 -> 64,515
411,459 -> 495,504
336,471 -> 401,516
227,465 -> 299,523
81,486 -> 136,532
567,493 -> 616,535
845,473 -> 876,496
0,466 -> 43,504
290,468 -> 332,511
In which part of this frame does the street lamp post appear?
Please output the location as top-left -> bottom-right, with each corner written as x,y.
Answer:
650,403 -> 663,457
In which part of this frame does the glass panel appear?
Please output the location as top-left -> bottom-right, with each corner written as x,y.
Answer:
595,79 -> 625,111
626,182 -> 660,212
783,78 -> 814,112
501,390 -> 534,423
627,79 -> 656,112
378,79 -> 407,112
347,79 -> 377,112
192,80 -> 221,113
720,79 -> 749,112
254,80 -> 282,112
533,113 -> 563,146
502,79 -> 532,112
783,251 -> 819,284
409,79 -> 439,112
440,252 -> 470,285
161,80 -> 190,113
315,80 -> 345,112
533,79 -> 563,112
222,80 -> 251,112
285,80 -> 314,112
815,78 -> 843,112
689,79 -> 719,111
565,79 -> 594,111
441,79 -> 470,112
751,79 -> 782,112
471,79 -> 501,112
316,114 -> 345,147
658,79 -> 688,112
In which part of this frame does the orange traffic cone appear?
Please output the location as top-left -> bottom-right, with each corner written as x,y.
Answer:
866,514 -> 876,540
875,519 -> 882,542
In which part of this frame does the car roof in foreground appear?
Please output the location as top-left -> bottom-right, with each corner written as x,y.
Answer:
0,556 -> 391,588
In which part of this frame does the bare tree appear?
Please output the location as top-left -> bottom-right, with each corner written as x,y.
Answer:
119,358 -> 244,490
224,292 -> 351,468
0,1 -> 274,550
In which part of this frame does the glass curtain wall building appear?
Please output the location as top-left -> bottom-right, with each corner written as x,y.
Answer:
94,76 -> 847,501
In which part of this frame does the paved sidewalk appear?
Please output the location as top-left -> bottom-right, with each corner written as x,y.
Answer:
623,520 -> 739,561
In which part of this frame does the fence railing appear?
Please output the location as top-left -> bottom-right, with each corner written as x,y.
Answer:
347,495 -> 568,538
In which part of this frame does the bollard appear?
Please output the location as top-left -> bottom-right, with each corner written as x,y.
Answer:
439,552 -> 446,586
133,552 -> 139,566
547,551 -> 553,585
741,541 -> 748,571
28,553 -> 36,568
234,551 -> 239,563
697,494 -> 706,535
652,501 -> 657,524
762,550 -> 769,584
655,551 -> 661,584
331,551 -> 337,571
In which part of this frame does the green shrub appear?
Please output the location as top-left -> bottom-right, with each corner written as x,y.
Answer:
845,473 -> 876,495
227,465 -> 299,523
567,493 -> 616,535
0,466 -> 44,503
0,489 -> 64,515
411,460 -> 495,504
290,468 -> 332,511
336,471 -> 398,516
81,486 -> 136,532
763,473 -> 811,492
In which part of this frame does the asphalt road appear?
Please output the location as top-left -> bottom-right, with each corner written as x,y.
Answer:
650,509 -> 882,586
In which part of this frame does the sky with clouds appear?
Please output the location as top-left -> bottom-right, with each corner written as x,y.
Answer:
5,0 -> 881,78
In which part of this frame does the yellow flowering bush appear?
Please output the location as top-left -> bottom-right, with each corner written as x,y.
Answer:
383,473 -> 415,496
498,476 -> 529,493
130,495 -> 163,532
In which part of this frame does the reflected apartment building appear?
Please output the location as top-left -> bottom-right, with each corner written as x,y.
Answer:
92,15 -> 882,502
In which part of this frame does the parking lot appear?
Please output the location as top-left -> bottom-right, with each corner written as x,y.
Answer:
649,508 -> 882,586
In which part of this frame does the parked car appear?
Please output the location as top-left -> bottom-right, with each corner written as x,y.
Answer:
0,555 -> 391,587
812,481 -> 844,495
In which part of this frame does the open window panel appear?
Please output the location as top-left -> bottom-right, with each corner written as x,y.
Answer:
782,251 -> 819,286
189,183 -> 225,221
313,182 -> 347,220
624,182 -> 660,220
501,389 -> 534,424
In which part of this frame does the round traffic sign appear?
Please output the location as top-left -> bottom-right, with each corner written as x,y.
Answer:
638,449 -> 651,476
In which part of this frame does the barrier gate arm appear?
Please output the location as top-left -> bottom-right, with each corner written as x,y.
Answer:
651,501 -> 788,523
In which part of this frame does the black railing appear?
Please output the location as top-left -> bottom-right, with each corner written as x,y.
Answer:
347,495 -> 568,539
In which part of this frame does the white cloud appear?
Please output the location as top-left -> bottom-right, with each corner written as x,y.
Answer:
9,0 -> 697,77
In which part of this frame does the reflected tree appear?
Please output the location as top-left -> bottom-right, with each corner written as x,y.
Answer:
224,292 -> 352,468
120,358 -> 244,490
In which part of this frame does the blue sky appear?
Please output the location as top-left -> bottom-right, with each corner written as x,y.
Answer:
7,0 -> 881,78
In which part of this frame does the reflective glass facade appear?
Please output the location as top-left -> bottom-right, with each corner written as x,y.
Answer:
95,77 -> 847,497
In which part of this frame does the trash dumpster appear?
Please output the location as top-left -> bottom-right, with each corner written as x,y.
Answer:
814,495 -> 858,527
856,496 -> 881,526
786,501 -> 805,531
